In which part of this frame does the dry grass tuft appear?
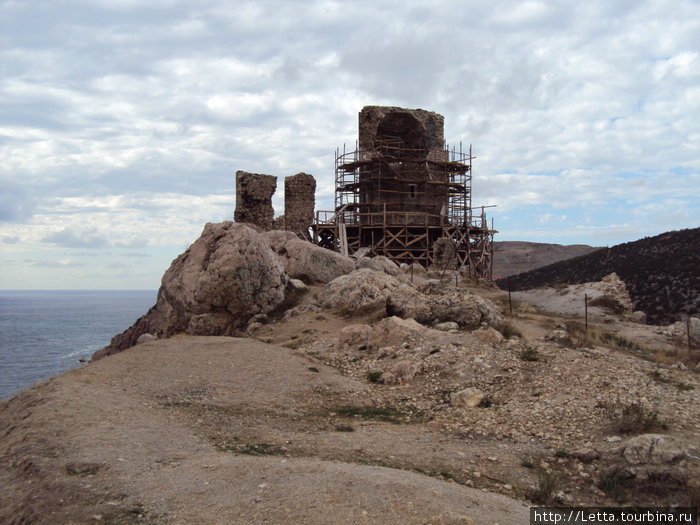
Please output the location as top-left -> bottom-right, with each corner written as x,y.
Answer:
599,397 -> 665,434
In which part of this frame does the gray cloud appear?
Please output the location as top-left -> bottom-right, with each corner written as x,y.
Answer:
0,179 -> 35,222
42,227 -> 110,249
0,0 -> 698,288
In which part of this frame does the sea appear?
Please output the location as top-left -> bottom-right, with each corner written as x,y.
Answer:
0,290 -> 157,400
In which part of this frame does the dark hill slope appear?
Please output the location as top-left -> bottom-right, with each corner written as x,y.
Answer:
495,228 -> 699,325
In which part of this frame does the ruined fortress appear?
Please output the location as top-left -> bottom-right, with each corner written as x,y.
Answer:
234,106 -> 495,279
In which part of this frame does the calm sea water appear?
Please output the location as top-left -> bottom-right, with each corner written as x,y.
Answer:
0,290 -> 156,400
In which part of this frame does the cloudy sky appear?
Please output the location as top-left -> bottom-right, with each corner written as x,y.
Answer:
1,0 -> 698,289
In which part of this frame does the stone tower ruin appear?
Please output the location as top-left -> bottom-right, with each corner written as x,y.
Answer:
312,106 -> 495,279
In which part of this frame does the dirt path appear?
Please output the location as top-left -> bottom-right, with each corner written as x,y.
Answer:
1,336 -> 529,524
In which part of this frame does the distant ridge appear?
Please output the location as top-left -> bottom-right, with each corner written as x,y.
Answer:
495,228 -> 700,325
493,241 -> 600,279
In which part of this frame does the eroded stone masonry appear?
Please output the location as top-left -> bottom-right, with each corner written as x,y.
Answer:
234,171 -> 277,230
283,172 -> 316,241
235,170 -> 316,240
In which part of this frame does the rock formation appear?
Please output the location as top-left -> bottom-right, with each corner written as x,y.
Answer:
315,269 -> 504,329
93,223 -> 505,360
92,222 -> 287,360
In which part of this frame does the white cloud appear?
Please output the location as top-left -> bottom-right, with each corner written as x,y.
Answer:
0,0 -> 698,288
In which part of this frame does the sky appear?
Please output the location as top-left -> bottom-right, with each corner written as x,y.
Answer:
1,0 -> 698,290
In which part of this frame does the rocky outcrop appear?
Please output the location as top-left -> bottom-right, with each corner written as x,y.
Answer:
316,269 -> 409,316
355,255 -> 401,276
604,434 -> 691,488
666,317 -> 699,346
335,324 -> 373,353
316,269 -> 504,330
587,273 -> 633,314
260,230 -> 298,254
92,222 -> 288,360
368,316 -> 425,352
282,239 -> 356,283
388,283 -> 504,329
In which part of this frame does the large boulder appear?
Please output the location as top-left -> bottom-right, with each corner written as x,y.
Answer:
666,317 -> 699,346
317,269 -> 504,330
316,268 -> 409,316
282,239 -> 356,283
388,283 -> 504,329
355,255 -> 401,276
260,230 -> 299,255
368,316 -> 426,352
92,222 -> 287,360
604,433 -> 691,487
621,434 -> 686,466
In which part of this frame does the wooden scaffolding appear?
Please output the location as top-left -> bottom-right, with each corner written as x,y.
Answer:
312,138 -> 496,280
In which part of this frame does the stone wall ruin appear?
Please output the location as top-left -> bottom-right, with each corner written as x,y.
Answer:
283,172 -> 316,240
234,170 -> 277,230
234,170 -> 316,239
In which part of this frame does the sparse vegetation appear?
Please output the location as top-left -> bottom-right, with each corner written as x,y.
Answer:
526,470 -> 560,504
650,345 -> 700,370
554,448 -> 569,458
366,370 -> 383,383
566,321 -> 642,351
589,294 -> 626,313
477,396 -> 493,408
597,471 -> 631,503
521,459 -> 534,469
498,322 -> 523,339
519,347 -> 541,362
65,462 -> 102,476
600,397 -> 665,434
334,405 -> 407,424
220,443 -> 288,456
648,370 -> 694,391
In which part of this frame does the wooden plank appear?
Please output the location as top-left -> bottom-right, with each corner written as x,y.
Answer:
339,223 -> 348,257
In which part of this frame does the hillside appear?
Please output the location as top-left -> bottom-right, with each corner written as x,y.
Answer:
496,228 -> 700,325
493,241 -> 600,278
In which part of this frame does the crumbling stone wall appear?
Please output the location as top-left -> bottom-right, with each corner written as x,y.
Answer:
284,172 -> 316,241
234,171 -> 277,230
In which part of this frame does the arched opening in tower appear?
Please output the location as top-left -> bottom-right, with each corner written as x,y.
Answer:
375,111 -> 427,156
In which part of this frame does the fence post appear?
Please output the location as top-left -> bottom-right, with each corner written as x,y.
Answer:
508,278 -> 512,315
585,294 -> 588,339
688,317 -> 692,351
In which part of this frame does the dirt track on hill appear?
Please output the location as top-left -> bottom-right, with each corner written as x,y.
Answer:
0,335 -> 529,524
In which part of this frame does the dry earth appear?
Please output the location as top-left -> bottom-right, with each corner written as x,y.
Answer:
2,279 -> 699,524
